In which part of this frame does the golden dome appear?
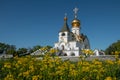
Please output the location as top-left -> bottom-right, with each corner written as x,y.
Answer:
71,19 -> 80,27
64,17 -> 67,21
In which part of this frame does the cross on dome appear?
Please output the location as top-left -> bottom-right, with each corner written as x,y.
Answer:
73,7 -> 79,18
65,13 -> 67,17
64,13 -> 68,21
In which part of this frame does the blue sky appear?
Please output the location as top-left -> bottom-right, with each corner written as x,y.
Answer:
0,0 -> 120,50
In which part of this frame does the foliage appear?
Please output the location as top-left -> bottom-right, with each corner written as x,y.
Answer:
49,48 -> 58,56
0,53 -> 120,80
0,42 -> 16,55
82,49 -> 93,57
17,48 -> 28,54
105,40 -> 120,55
0,42 -> 52,56
6,45 -> 16,55
32,45 -> 42,52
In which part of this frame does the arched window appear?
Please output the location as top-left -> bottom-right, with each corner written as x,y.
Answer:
71,53 -> 75,56
61,33 -> 65,36
64,53 -> 67,56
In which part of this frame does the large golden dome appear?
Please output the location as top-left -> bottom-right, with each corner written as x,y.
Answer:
71,18 -> 80,27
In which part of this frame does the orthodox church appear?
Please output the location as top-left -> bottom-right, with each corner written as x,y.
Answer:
54,7 -> 90,56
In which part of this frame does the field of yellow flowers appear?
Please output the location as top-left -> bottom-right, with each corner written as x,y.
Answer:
0,53 -> 120,80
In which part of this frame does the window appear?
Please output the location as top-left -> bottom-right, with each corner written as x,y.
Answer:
71,53 -> 75,56
61,33 -> 65,36
64,53 -> 67,56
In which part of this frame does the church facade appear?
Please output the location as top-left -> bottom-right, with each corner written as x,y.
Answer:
54,8 -> 90,56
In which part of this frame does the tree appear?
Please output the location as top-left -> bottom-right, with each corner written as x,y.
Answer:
0,42 -> 17,55
27,47 -> 33,54
105,40 -> 120,55
17,48 -> 28,54
0,42 -> 7,53
32,45 -> 42,52
0,47 -> 4,53
45,45 -> 52,50
6,45 -> 16,54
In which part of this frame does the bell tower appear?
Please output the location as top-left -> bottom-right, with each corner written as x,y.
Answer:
71,7 -> 81,35
59,14 -> 70,43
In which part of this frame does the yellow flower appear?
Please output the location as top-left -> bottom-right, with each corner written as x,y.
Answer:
82,49 -> 93,56
4,62 -> 11,68
4,74 -> 14,80
115,51 -> 120,55
105,76 -> 112,80
23,71 -> 29,77
112,51 -> 120,55
29,65 -> 34,72
49,49 -> 58,55
18,73 -> 22,77
77,61 -> 83,66
94,61 -> 102,65
92,69 -> 98,73
32,75 -> 39,80
99,67 -> 105,73
82,66 -> 90,72
15,63 -> 19,68
115,55 -> 119,59
82,61 -> 90,66
69,69 -> 78,77
117,60 -> 120,65
55,70 -> 63,76
106,60 -> 114,65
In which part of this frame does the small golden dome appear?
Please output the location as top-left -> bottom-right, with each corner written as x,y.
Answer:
64,13 -> 68,21
64,17 -> 67,21
71,19 -> 80,27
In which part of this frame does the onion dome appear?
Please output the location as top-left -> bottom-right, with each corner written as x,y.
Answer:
72,18 -> 80,27
71,7 -> 80,28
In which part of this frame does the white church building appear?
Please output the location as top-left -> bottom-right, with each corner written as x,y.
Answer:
54,7 -> 90,56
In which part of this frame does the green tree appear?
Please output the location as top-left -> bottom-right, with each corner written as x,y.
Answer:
45,45 -> 52,50
0,42 -> 7,53
0,42 -> 17,55
6,45 -> 16,54
17,48 -> 28,54
105,40 -> 120,55
32,45 -> 42,52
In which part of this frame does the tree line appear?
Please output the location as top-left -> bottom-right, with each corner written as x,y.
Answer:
0,42 -> 52,56
0,40 -> 120,56
105,40 -> 120,55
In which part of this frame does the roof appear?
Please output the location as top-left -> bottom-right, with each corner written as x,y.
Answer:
60,18 -> 70,32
